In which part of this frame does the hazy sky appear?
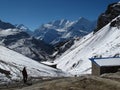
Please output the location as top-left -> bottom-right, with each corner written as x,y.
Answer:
0,0 -> 119,30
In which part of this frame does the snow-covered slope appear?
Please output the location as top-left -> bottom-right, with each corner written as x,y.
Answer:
54,16 -> 120,75
0,28 -> 54,61
34,17 -> 96,45
0,45 -> 66,84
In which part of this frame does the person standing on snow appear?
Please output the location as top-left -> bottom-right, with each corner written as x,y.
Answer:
22,67 -> 28,83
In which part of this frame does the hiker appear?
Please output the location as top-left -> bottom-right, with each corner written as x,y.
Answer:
22,67 -> 28,83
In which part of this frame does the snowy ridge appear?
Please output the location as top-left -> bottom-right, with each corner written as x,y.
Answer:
15,24 -> 33,35
53,16 -> 120,75
0,45 -> 67,84
0,29 -> 21,36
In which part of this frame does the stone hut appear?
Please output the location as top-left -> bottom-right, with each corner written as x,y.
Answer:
90,57 -> 120,76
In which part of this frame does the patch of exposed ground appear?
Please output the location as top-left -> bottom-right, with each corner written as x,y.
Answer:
1,73 -> 120,90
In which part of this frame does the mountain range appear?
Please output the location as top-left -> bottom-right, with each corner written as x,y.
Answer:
34,17 -> 96,45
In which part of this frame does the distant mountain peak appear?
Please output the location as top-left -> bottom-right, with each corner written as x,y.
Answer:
78,17 -> 87,20
15,24 -> 28,30
15,24 -> 33,35
77,17 -> 91,23
49,19 -> 68,24
47,19 -> 69,29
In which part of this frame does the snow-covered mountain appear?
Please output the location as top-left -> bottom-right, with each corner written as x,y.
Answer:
0,45 -> 66,84
15,24 -> 33,35
44,2 -> 120,75
52,15 -> 120,75
34,17 -> 96,45
0,28 -> 54,61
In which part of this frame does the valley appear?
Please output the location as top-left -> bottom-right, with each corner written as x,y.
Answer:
0,1 -> 120,90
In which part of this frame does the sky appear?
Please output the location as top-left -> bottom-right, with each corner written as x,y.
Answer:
0,0 -> 119,30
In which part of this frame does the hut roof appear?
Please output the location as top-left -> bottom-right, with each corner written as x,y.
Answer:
90,57 -> 120,67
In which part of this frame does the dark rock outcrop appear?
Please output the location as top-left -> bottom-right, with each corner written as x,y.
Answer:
52,39 -> 74,58
0,20 -> 15,29
110,17 -> 120,28
94,2 -> 120,33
